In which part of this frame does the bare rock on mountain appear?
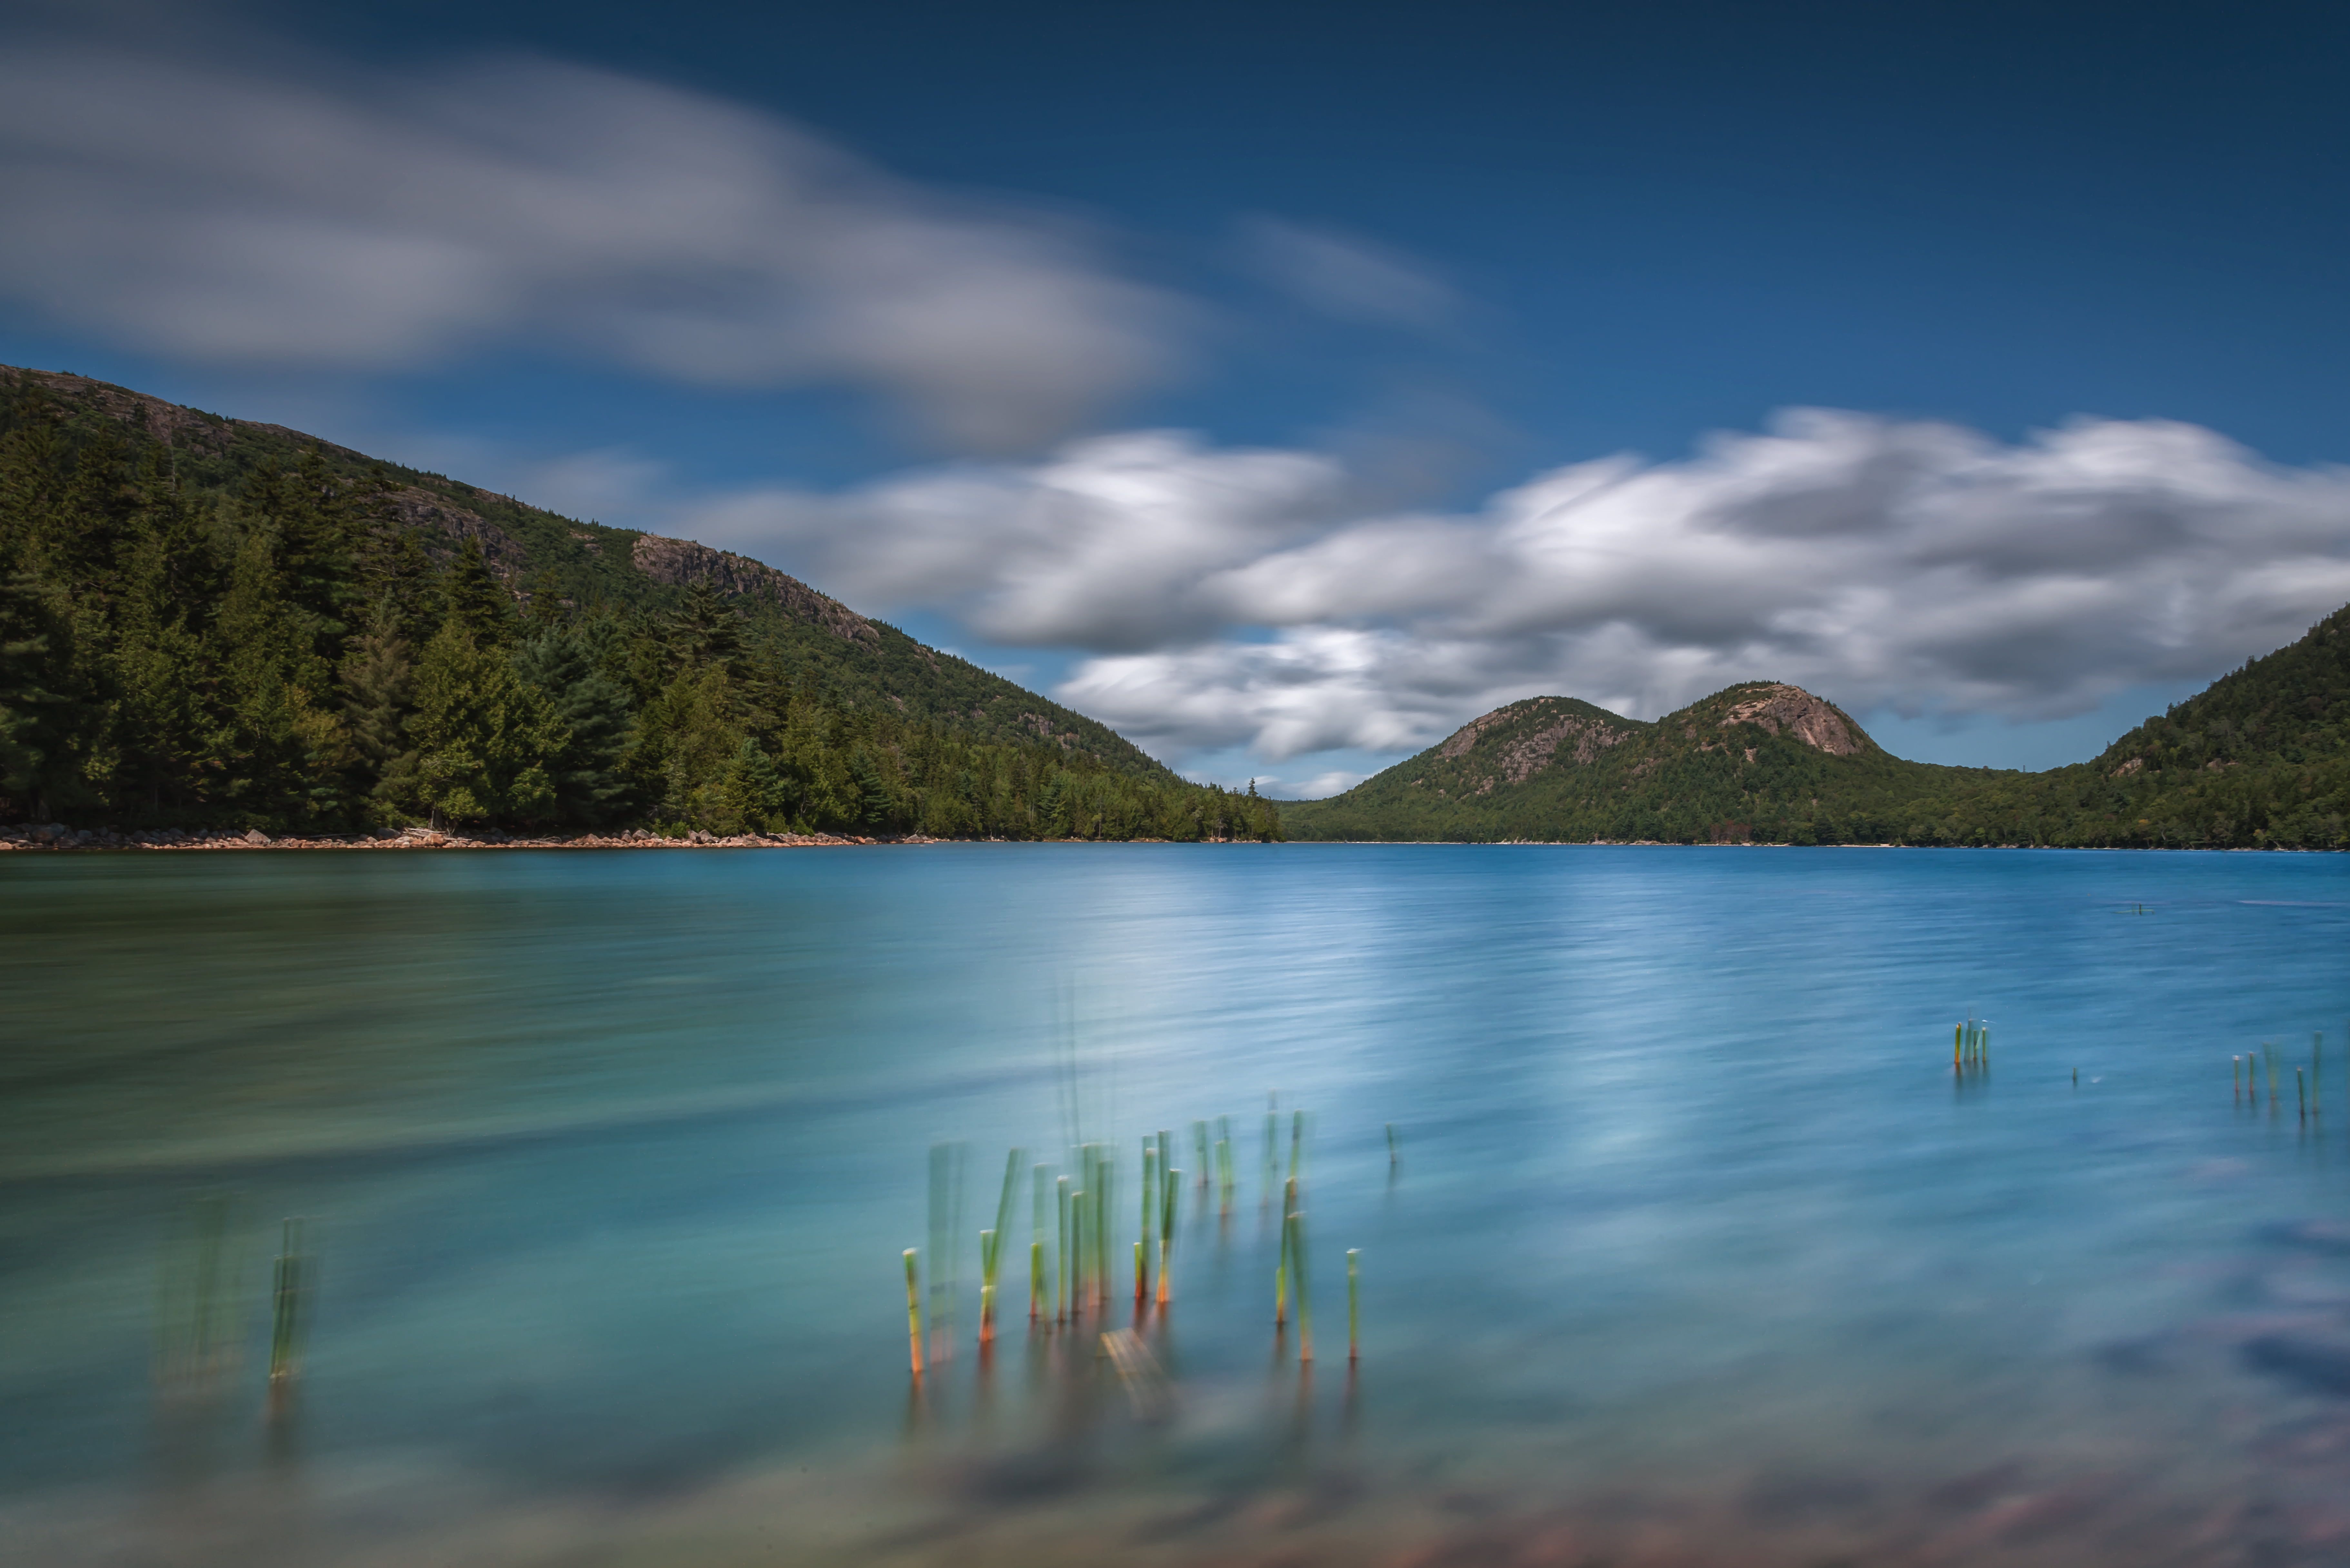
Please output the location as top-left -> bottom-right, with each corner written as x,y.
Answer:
1438,713 -> 1506,760
1718,684 -> 1862,755
383,488 -> 529,575
630,534 -> 877,644
16,368 -> 237,454
1435,697 -> 1639,795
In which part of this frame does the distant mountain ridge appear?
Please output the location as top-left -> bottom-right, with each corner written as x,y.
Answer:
1282,612 -> 2350,849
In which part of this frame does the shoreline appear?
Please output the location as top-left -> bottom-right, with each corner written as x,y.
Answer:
0,825 -> 1277,851
0,824 -> 939,851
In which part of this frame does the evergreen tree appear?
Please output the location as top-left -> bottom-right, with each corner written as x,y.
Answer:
406,623 -> 565,826
440,535 -> 514,648
666,582 -> 751,680
340,599 -> 419,817
0,561 -> 75,819
513,622 -> 633,825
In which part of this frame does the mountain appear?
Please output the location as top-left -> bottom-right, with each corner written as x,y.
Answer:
1280,683 -> 2002,844
1281,609 -> 2350,848
1928,604 -> 2350,848
0,364 -> 1279,841
3,365 -> 1165,778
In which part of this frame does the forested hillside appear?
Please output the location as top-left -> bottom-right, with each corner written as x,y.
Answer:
0,366 -> 1279,841
1283,617 -> 2350,851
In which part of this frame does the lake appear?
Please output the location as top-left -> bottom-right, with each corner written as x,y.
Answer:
3,844 -> 2347,1566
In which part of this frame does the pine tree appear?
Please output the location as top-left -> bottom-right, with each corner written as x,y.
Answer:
440,535 -> 514,648
666,582 -> 750,680
0,561 -> 75,820
513,622 -> 633,824
407,623 -> 565,826
341,599 -> 418,817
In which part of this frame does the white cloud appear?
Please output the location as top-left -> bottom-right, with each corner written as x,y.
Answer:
688,408 -> 2350,766
685,430 -> 1350,650
0,35 -> 1181,450
1238,217 -> 1459,330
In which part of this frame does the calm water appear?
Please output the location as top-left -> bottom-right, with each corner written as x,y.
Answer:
3,844 -> 2348,1566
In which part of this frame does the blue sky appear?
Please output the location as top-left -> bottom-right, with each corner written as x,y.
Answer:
6,0 -> 2350,790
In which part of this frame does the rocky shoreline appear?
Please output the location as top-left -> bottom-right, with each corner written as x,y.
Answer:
0,823 -> 941,851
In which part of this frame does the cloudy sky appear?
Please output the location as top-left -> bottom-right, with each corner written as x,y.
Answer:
6,0 -> 2350,792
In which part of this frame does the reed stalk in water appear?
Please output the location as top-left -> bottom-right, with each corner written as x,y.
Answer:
1293,1204 -> 1314,1363
1216,1116 -> 1235,1215
1264,1104 -> 1278,1206
1096,1145 -> 1113,1310
267,1218 -> 306,1393
1347,1247 -> 1360,1363
1031,1163 -> 1050,1324
1194,1120 -> 1211,1188
1274,1212 -> 1288,1327
1138,1140 -> 1155,1305
903,1250 -> 922,1376
980,1148 -> 1022,1345
1056,1175 -> 1071,1323
1275,1175 -> 1298,1328
1158,1154 -> 1178,1307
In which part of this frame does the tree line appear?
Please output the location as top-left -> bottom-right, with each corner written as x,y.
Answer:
0,392 -> 1280,842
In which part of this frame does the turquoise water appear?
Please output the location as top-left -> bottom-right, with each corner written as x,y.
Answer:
3,845 -> 2349,1566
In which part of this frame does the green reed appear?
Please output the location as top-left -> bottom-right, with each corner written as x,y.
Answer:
1215,1116 -> 1234,1216
903,1249 -> 922,1376
1138,1139 -> 1156,1304
266,1217 -> 307,1395
979,1147 -> 1022,1344
1158,1142 -> 1178,1306
1056,1174 -> 1071,1322
1347,1247 -> 1360,1363
1030,1163 -> 1050,1324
